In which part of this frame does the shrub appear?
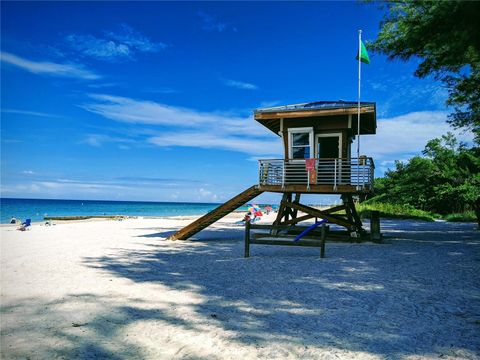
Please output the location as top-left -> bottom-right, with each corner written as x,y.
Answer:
443,211 -> 476,222
356,202 -> 436,222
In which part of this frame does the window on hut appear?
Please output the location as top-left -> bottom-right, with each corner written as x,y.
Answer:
291,133 -> 311,159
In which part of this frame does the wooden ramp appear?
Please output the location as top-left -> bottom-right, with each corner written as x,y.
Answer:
167,185 -> 263,240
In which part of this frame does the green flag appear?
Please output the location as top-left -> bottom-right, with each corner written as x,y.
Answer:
356,40 -> 370,64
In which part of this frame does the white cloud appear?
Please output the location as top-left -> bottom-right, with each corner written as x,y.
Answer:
82,94 -> 269,134
66,35 -> 130,59
198,187 -> 218,202
369,74 -> 449,117
87,82 -> 118,89
148,132 -> 281,155
198,12 -> 235,32
83,94 -> 219,126
81,134 -> 135,148
107,24 -> 166,52
66,25 -> 166,61
0,52 -> 100,80
1,183 -> 41,194
359,111 -> 474,171
38,180 -> 126,191
82,96 -> 473,175
0,177 -> 221,202
225,79 -> 258,90
1,108 -> 60,118
259,100 -> 282,108
81,94 -> 281,156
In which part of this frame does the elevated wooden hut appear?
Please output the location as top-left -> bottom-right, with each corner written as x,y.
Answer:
168,100 -> 377,241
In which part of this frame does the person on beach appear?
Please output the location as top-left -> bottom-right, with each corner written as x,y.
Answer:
10,217 -> 17,224
243,212 -> 252,222
17,219 -> 31,231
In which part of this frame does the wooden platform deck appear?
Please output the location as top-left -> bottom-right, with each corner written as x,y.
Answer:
258,184 -> 373,194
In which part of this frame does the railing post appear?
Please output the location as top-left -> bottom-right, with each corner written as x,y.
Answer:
307,159 -> 310,190
258,161 -> 262,185
338,159 -> 342,185
355,158 -> 358,190
333,158 -> 337,191
244,220 -> 251,257
362,158 -> 366,189
282,160 -> 285,189
370,159 -> 374,188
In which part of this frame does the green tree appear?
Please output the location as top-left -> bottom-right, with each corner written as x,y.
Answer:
373,134 -> 480,227
374,156 -> 436,210
423,134 -> 480,224
371,1 -> 480,141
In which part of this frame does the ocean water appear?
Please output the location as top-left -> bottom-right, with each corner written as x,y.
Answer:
0,198 -> 256,224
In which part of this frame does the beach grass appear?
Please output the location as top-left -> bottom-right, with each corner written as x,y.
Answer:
355,202 -> 437,222
443,211 -> 477,222
343,202 -> 477,223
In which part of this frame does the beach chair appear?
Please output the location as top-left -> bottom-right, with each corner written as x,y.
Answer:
18,219 -> 31,231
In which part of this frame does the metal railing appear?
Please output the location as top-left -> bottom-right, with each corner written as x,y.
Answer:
258,157 -> 375,189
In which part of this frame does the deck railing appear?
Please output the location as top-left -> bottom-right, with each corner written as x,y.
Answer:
258,157 -> 375,189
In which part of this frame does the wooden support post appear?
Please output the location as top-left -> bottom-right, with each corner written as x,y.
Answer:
342,194 -> 354,226
273,194 -> 289,226
284,201 -> 354,229
291,193 -> 301,220
345,194 -> 365,234
370,210 -> 382,243
284,193 -> 293,222
282,214 -> 315,226
273,193 -> 299,234
320,223 -> 326,258
283,204 -> 345,227
244,220 -> 251,257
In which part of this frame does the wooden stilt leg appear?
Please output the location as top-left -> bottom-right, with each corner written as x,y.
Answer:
346,194 -> 365,235
291,193 -> 301,220
272,193 -> 289,235
284,193 -> 293,222
342,194 -> 354,227
273,194 -> 288,226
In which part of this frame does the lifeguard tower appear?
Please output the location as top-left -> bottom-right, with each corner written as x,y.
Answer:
168,100 -> 377,241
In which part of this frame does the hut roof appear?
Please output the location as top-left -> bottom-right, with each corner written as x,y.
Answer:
254,100 -> 376,135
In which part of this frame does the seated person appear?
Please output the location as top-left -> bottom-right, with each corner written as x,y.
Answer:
17,219 -> 31,231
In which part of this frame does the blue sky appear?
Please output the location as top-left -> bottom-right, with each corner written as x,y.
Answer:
1,1 -> 473,203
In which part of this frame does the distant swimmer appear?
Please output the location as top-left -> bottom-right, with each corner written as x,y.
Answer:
10,217 -> 17,224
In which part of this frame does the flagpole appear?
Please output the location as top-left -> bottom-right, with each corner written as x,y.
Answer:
357,30 -> 362,189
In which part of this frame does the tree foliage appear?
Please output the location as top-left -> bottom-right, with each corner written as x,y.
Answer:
371,1 -> 480,141
372,134 -> 480,224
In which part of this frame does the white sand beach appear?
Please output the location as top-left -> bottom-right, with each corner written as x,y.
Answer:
1,214 -> 479,359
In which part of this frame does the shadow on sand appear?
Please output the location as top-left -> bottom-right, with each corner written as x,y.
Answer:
2,220 -> 479,359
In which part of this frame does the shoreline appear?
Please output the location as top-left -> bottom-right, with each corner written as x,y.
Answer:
0,211 -> 251,227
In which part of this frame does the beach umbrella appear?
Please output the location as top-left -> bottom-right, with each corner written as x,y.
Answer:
250,204 -> 262,217
248,204 -> 259,212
